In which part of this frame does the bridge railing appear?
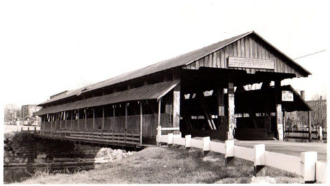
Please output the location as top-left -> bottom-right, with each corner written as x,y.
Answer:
156,132 -> 327,184
20,126 -> 40,134
39,130 -> 140,145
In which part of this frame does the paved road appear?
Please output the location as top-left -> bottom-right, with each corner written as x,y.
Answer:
235,140 -> 328,162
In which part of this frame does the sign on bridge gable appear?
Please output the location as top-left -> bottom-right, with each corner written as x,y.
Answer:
228,57 -> 275,70
282,91 -> 294,102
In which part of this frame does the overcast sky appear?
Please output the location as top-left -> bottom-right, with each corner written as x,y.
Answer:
1,0 -> 329,110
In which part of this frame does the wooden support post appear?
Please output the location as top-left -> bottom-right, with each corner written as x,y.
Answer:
254,144 -> 265,176
217,88 -> 225,129
158,99 -> 161,127
102,106 -> 105,130
225,140 -> 235,166
71,111 -> 73,130
173,85 -> 180,129
140,101 -> 143,145
64,111 -> 66,130
185,135 -> 191,149
301,151 -> 317,183
308,111 -> 312,142
156,126 -> 161,146
60,112 -> 62,130
77,110 -> 80,130
276,104 -> 284,141
51,117 -> 53,131
85,109 -> 87,131
113,105 -> 115,142
275,80 -> 283,141
202,137 -> 210,157
199,94 -> 216,130
93,108 -> 95,132
125,103 -> 128,144
283,111 -> 286,140
227,82 -> 235,140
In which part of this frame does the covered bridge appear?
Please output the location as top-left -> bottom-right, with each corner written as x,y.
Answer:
36,31 -> 312,147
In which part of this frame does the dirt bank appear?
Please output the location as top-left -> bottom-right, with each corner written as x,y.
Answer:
4,133 -> 134,166
21,146 -> 303,184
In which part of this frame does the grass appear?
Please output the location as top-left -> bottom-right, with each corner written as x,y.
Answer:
20,145 -> 303,184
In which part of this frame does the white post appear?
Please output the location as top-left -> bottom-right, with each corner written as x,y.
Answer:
301,151 -> 317,183
185,135 -> 191,148
167,133 -> 173,146
156,126 -> 162,146
202,137 -> 210,156
254,144 -> 266,176
319,126 -> 323,141
225,140 -> 235,166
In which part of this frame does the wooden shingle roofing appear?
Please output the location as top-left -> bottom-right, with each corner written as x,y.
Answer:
39,31 -> 310,106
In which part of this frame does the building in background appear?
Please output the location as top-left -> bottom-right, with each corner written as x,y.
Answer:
21,105 -> 41,119
21,105 -> 42,126
4,104 -> 21,124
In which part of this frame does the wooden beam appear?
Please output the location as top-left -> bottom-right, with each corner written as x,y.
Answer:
125,103 -> 128,144
173,85 -> 180,128
60,112 -> 62,130
50,114 -> 53,132
276,104 -> 283,141
71,111 -> 73,130
228,82 -> 235,140
93,108 -> 95,132
102,106 -> 105,130
64,111 -> 66,129
77,110 -> 80,130
199,94 -> 216,130
140,101 -> 143,145
308,111 -> 312,142
217,87 -> 227,138
158,100 -> 161,127
85,109 -> 87,131
283,111 -> 286,139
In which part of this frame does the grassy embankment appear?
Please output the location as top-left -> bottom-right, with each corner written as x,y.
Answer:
21,146 -> 303,184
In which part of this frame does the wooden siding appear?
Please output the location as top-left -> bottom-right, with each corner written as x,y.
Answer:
40,113 -> 173,145
184,35 -> 302,77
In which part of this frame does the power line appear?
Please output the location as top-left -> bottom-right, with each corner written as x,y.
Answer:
294,50 -> 326,60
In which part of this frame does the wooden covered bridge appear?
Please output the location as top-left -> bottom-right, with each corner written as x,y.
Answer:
36,31 -> 312,147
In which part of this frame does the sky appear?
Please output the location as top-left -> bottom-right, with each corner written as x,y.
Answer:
1,0 -> 329,111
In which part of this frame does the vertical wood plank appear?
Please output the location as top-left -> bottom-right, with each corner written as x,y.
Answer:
237,40 -> 241,57
71,111 -> 73,130
85,109 -> 87,131
77,110 -> 80,130
213,51 -> 217,67
241,38 -> 245,58
93,109 -> 95,132
216,51 -> 220,68
224,46 -> 229,68
158,100 -> 161,127
102,106 -> 105,130
220,49 -> 225,68
173,85 -> 181,128
140,102 -> 143,145
249,36 -> 253,58
125,103 -> 128,143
